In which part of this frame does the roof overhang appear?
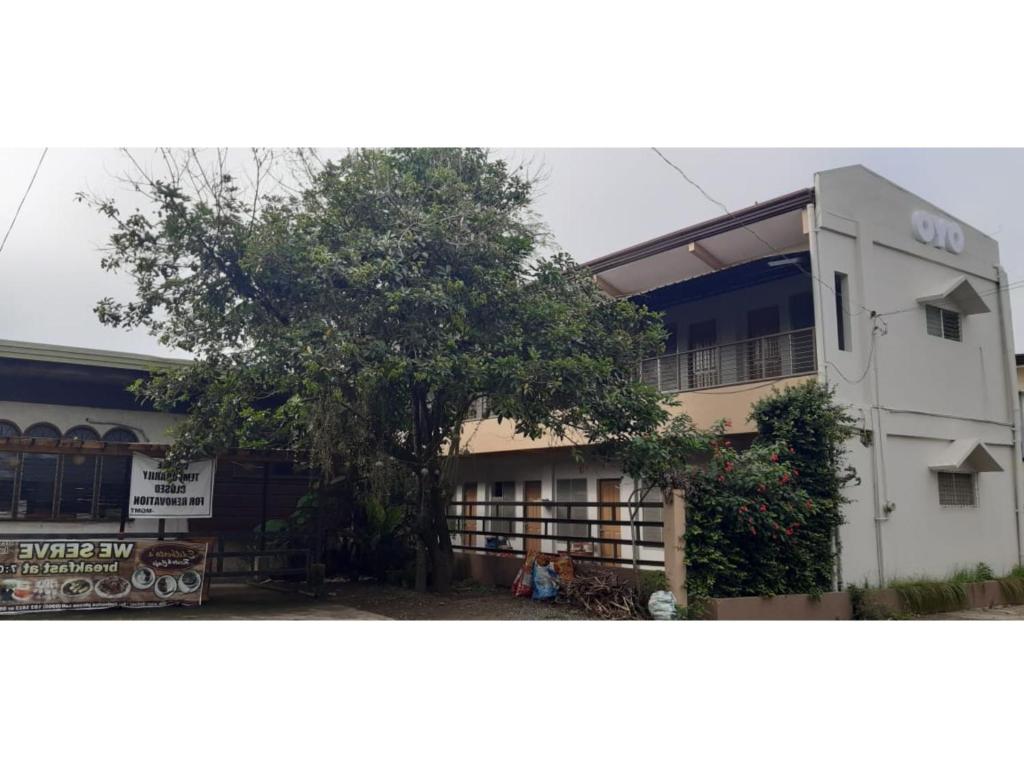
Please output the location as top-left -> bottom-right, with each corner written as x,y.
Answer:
584,188 -> 814,297
929,439 -> 1003,473
916,277 -> 991,316
0,338 -> 192,371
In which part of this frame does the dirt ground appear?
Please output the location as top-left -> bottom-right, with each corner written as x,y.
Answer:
325,579 -> 590,620
6,579 -> 591,620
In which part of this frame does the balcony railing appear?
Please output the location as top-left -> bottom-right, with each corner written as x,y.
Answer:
639,327 -> 816,393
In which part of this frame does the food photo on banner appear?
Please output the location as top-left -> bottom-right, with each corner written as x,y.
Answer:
0,538 -> 210,614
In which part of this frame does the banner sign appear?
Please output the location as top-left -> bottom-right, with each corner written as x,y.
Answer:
129,453 -> 215,519
0,538 -> 209,614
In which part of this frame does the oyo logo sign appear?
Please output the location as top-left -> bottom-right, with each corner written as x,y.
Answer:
912,210 -> 965,254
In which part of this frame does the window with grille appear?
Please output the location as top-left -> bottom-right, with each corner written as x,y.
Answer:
926,305 -> 962,342
937,472 -> 977,507
639,488 -> 664,545
487,481 -> 514,535
555,478 -> 589,540
466,397 -> 490,421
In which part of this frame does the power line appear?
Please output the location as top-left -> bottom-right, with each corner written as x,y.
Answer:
650,147 -> 871,319
0,148 -> 48,257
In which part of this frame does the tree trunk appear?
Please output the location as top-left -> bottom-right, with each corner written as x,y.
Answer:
428,480 -> 454,592
414,471 -> 429,592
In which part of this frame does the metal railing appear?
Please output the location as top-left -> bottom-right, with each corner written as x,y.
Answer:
447,498 -> 665,567
639,327 -> 816,394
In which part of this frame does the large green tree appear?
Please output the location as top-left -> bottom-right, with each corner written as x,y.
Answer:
85,148 -> 669,590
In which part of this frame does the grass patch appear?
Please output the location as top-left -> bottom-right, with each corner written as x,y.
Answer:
997,576 -> 1024,604
949,562 -> 994,584
888,578 -> 967,615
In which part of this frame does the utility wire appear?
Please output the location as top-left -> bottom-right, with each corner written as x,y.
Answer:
0,148 -> 48,257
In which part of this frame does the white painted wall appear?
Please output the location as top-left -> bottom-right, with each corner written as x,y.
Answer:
0,400 -> 180,444
812,165 -> 1023,585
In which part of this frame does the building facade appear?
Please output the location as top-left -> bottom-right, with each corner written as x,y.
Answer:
455,165 -> 1024,587
0,339 -> 308,539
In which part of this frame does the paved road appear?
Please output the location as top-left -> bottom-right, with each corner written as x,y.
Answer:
8,583 -> 389,620
922,604 -> 1024,620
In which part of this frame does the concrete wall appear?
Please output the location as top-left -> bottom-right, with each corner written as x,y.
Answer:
813,165 -> 1023,586
0,400 -> 180,444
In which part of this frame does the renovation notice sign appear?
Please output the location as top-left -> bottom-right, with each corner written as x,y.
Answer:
129,453 -> 215,519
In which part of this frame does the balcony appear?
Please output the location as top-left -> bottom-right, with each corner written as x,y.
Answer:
639,327 -> 816,394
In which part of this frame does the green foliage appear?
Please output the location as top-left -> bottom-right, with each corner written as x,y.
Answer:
997,576 -> 1024,604
84,148 -> 669,588
888,577 -> 968,614
847,584 -> 900,620
636,569 -> 668,607
685,429 -> 820,598
684,382 -> 856,599
949,562 -> 994,584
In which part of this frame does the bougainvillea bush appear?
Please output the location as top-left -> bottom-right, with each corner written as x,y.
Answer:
685,382 -> 857,599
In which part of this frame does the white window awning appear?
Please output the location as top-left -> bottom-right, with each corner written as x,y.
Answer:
916,276 -> 990,316
929,439 -> 1003,473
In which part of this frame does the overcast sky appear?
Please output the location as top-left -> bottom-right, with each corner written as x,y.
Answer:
2,148 -> 1023,357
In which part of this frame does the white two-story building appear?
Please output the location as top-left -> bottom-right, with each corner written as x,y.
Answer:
454,165 -> 1023,588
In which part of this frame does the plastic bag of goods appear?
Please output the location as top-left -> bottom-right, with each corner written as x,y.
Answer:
551,555 -> 575,585
531,561 -> 559,600
511,553 -> 537,598
648,590 -> 678,620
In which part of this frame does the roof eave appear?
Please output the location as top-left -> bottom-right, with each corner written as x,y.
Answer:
584,187 -> 815,275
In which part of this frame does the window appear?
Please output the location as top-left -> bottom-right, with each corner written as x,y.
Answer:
926,305 -> 962,342
0,421 -> 20,519
102,428 -> 139,443
834,272 -> 851,351
938,472 -> 977,507
639,487 -> 664,545
555,478 -> 588,540
19,424 -> 61,519
58,427 -> 102,519
487,481 -> 515,535
466,397 -> 490,421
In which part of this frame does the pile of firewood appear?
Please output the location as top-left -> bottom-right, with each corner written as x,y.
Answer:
557,567 -> 646,620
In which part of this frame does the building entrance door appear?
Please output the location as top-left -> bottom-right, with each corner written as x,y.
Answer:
688,320 -> 718,389
746,306 -> 781,380
598,478 -> 621,562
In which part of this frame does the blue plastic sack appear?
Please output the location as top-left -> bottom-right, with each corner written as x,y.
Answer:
531,561 -> 559,600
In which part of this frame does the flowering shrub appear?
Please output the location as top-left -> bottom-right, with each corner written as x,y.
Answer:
685,382 -> 856,599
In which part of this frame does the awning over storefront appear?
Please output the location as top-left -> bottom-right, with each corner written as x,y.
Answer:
928,439 -> 1003,473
